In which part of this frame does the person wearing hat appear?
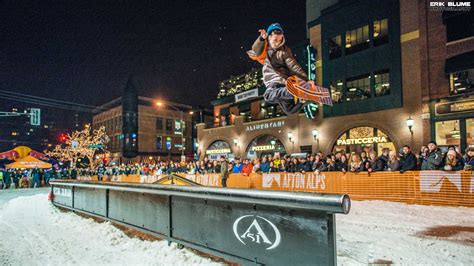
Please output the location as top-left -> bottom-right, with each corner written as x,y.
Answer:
420,141 -> 443,170
247,23 -> 310,115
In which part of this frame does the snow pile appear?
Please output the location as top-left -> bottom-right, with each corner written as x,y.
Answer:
0,191 -> 472,265
0,193 -> 221,265
337,201 -> 474,265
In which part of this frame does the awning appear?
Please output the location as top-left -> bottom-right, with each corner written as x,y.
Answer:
6,155 -> 52,169
445,51 -> 474,74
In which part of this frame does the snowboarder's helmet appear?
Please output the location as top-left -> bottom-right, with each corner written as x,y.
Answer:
267,23 -> 284,35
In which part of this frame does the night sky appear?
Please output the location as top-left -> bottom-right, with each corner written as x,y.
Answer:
0,0 -> 306,150
1,0 -> 306,108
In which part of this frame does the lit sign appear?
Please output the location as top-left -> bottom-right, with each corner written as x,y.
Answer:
336,136 -> 388,145
174,120 -> 183,135
235,88 -> 259,103
166,137 -> 172,150
245,121 -> 285,132
251,145 -> 275,151
206,149 -> 231,155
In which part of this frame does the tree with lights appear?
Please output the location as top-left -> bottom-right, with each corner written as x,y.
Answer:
47,126 -> 108,169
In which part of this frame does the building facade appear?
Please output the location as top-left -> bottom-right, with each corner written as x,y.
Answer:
93,96 -> 193,163
197,0 -> 473,159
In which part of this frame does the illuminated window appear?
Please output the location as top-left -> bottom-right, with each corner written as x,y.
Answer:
329,35 -> 342,59
373,19 -> 388,46
374,70 -> 390,97
156,117 -> 163,130
345,24 -> 370,55
346,74 -> 371,101
330,80 -> 344,103
449,69 -> 473,95
436,120 -> 461,152
467,119 -> 474,148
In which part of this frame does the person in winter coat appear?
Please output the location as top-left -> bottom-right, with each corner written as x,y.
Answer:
298,157 -> 312,173
443,150 -> 464,171
349,154 -> 365,172
259,157 -> 270,173
247,23 -> 310,115
232,158 -> 243,174
399,145 -> 417,173
420,141 -> 444,170
219,156 -> 229,187
374,148 -> 389,171
241,159 -> 253,176
463,147 -> 474,170
387,151 -> 400,171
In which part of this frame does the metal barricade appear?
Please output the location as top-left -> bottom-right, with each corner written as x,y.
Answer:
50,180 -> 350,265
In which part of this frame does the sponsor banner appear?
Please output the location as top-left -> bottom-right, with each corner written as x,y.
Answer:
419,171 -> 462,193
261,173 -> 326,192
185,174 -> 220,187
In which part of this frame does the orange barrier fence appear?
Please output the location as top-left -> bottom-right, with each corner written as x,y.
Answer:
77,171 -> 473,207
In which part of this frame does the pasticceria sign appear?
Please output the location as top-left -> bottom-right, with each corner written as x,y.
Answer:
336,136 -> 388,145
206,149 -> 231,155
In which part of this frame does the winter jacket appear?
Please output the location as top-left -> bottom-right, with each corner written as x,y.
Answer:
399,152 -> 417,172
298,161 -> 312,172
232,163 -> 243,174
387,160 -> 400,171
247,36 -> 308,87
242,163 -> 253,175
220,161 -> 228,179
463,155 -> 474,170
421,149 -> 443,170
374,155 -> 389,171
260,162 -> 270,173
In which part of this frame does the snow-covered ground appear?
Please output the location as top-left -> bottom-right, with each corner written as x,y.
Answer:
0,189 -> 472,265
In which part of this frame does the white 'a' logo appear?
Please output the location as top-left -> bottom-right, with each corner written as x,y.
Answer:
233,215 -> 281,250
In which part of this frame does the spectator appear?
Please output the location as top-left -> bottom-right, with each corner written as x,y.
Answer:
219,156 -> 229,187
232,158 -> 243,173
374,148 -> 389,171
399,145 -> 417,173
421,141 -> 443,170
242,159 -> 253,176
349,154 -> 364,172
252,158 -> 261,173
298,157 -> 312,173
443,150 -> 464,171
463,147 -> 474,170
387,151 -> 400,171
260,157 -> 270,173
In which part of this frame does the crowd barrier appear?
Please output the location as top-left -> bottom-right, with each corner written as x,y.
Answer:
77,171 -> 473,207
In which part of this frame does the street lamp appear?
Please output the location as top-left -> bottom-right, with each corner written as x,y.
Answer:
233,138 -> 239,146
156,101 -> 185,156
406,116 -> 414,134
287,132 -> 294,142
312,129 -> 319,140
270,140 -> 276,146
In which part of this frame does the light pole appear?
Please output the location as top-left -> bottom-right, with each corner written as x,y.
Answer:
312,129 -> 319,151
156,101 -> 186,157
406,116 -> 414,147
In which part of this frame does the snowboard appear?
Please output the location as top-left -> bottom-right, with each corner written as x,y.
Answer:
286,76 -> 333,106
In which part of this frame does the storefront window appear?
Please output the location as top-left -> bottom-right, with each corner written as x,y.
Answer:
373,19 -> 388,46
330,80 -> 343,103
329,35 -> 342,59
332,126 -> 395,156
374,70 -> 390,97
345,24 -> 370,55
206,140 -> 233,161
239,103 -> 251,122
346,74 -> 371,101
435,120 -> 461,152
449,69 -> 473,95
466,119 -> 474,148
246,135 -> 286,159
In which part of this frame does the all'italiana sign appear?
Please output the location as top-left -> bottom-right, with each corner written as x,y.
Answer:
336,136 -> 388,145
245,121 -> 285,132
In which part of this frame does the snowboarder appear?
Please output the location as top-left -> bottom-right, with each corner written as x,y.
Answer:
247,23 -> 332,115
